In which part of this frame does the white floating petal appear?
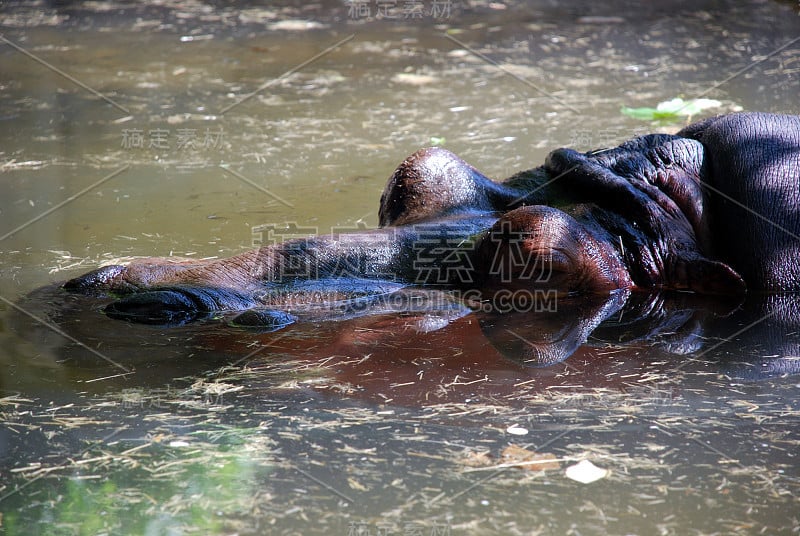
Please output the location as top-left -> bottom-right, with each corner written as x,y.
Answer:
565,460 -> 608,484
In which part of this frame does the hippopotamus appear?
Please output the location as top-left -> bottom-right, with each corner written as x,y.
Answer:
64,112 -> 800,326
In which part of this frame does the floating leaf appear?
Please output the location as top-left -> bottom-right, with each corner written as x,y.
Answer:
506,424 -> 529,436
347,477 -> 369,491
621,98 -> 722,121
501,445 -> 560,471
458,449 -> 493,467
565,459 -> 609,483
657,97 -> 721,115
429,136 -> 446,146
392,72 -> 439,86
620,106 -> 678,120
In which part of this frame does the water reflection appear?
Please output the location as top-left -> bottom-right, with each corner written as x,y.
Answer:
8,282 -> 800,404
5,279 -> 800,535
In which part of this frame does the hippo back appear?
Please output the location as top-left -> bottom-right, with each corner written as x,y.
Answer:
679,112 -> 800,291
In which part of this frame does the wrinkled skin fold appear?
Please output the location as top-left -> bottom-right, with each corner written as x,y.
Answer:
64,112 -> 800,329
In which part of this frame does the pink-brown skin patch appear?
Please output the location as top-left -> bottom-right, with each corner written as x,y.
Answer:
477,206 -> 632,294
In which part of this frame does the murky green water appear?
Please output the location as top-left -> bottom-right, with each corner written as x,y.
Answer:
1,1 -> 799,535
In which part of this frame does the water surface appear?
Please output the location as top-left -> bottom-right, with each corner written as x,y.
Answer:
1,1 -> 799,534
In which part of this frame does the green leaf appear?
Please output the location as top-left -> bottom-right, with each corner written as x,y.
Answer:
620,106 -> 677,120
622,98 -> 723,121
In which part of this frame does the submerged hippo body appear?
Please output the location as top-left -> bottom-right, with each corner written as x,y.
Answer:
65,112 -> 800,325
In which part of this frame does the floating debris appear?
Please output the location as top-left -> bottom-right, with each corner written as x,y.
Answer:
565,460 -> 609,484
501,445 -> 560,472
179,34 -> 214,42
391,72 -> 440,86
505,424 -> 529,436
621,98 -> 725,121
266,20 -> 325,31
577,16 -> 625,24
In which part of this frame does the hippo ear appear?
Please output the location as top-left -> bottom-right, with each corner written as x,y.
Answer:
672,256 -> 746,295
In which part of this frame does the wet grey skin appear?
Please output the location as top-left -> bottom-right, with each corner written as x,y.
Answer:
65,112 -> 800,326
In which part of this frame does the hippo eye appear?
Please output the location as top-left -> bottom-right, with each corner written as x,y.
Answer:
518,247 -> 575,282
544,250 -> 576,273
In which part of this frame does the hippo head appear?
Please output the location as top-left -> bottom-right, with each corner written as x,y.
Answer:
70,113 -> 800,328
379,145 -> 745,296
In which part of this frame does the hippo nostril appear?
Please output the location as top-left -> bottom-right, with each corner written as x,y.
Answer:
104,290 -> 200,326
104,286 -> 258,326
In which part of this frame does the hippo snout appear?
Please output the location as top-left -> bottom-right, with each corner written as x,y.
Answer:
63,265 -> 128,293
104,286 -> 259,326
